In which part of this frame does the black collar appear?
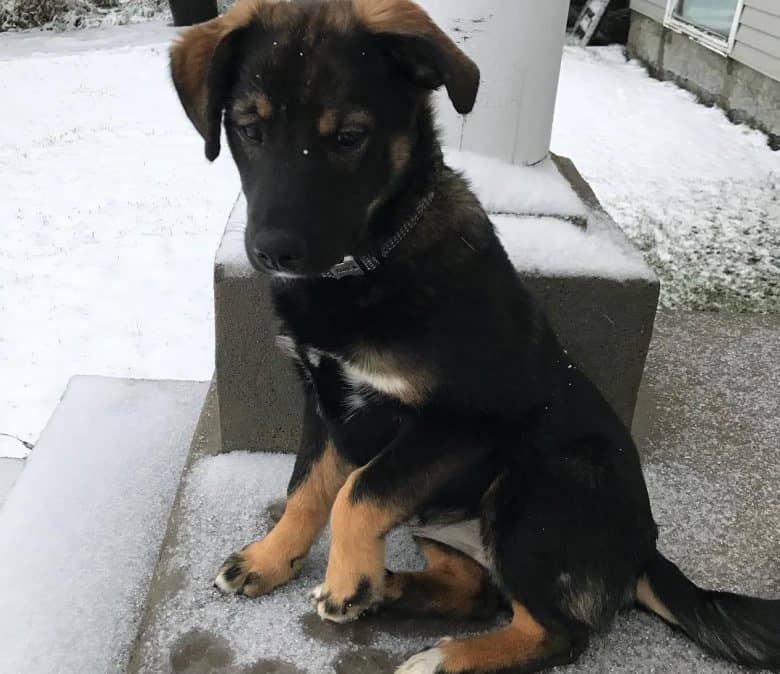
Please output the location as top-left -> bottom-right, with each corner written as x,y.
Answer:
322,180 -> 437,280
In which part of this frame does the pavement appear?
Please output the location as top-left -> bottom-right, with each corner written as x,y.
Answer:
129,310 -> 780,674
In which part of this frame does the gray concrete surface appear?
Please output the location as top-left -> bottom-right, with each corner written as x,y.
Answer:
0,457 -> 24,508
213,155 -> 658,453
628,11 -> 780,147
129,311 -> 779,673
0,376 -> 209,674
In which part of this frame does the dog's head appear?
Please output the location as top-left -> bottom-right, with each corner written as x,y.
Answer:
170,0 -> 479,277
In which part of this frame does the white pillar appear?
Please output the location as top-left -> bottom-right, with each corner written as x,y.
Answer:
419,0 -> 568,166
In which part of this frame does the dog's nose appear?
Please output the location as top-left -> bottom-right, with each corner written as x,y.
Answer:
250,234 -> 305,274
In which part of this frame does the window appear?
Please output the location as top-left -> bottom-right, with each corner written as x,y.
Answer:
664,0 -> 744,55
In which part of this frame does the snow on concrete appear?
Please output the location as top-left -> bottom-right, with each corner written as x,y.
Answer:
137,451 -> 439,673
221,200 -> 650,282
0,26 -> 239,456
444,150 -> 586,218
552,46 -> 780,312
495,212 -> 651,281
137,445 -> 770,673
0,376 -> 207,674
0,457 -> 24,507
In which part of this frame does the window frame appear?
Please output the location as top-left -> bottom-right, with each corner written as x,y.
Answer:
663,0 -> 746,56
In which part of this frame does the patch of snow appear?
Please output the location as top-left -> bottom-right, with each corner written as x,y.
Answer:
0,434 -> 30,459
495,212 -> 652,281
0,26 -> 239,456
552,46 -> 780,312
444,149 -> 586,218
0,376 -> 207,674
136,451 -> 434,673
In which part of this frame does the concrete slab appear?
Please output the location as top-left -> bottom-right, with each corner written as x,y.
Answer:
132,312 -> 778,673
214,155 -> 658,453
0,457 -> 25,508
0,376 -> 208,674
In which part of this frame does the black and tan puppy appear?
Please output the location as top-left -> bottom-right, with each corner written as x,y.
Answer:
170,1 -> 780,672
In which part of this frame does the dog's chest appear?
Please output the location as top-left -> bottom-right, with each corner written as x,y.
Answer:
276,335 -> 431,411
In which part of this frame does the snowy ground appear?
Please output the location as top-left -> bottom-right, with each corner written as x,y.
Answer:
552,46 -> 779,314
0,25 -> 777,458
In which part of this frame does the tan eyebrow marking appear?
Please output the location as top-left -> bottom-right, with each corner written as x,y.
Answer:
342,110 -> 375,128
231,92 -> 274,125
318,109 -> 339,136
255,93 -> 274,119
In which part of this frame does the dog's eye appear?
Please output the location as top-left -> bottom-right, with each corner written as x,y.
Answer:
335,128 -> 368,150
239,123 -> 263,144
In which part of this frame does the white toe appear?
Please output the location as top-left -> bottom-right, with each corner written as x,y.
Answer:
214,571 -> 236,594
395,647 -> 445,674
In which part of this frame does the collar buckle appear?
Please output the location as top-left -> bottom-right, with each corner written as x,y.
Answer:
325,256 -> 365,279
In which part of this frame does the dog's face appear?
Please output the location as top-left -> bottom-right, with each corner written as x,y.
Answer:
170,0 -> 479,277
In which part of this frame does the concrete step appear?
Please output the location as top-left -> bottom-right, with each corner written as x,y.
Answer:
129,312 -> 779,673
0,376 -> 208,674
0,457 -> 25,508
214,154 -> 659,454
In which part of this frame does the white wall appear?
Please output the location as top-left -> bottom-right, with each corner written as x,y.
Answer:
420,0 -> 569,166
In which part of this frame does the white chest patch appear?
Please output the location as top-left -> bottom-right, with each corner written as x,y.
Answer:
408,519 -> 490,569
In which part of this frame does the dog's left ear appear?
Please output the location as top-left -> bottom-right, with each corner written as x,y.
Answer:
353,0 -> 480,114
170,15 -> 247,161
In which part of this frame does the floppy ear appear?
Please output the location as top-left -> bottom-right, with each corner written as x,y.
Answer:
352,0 -> 480,114
170,14 -> 249,160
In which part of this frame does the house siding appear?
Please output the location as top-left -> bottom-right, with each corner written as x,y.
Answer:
630,0 -> 666,23
630,0 -> 780,83
733,2 -> 780,81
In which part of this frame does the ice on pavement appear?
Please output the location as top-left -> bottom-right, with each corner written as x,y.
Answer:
0,376 -> 208,674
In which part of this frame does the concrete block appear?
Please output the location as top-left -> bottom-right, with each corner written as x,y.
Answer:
627,11 -> 665,75
214,240 -> 303,454
213,156 -> 658,453
724,59 -> 780,146
660,27 -> 728,106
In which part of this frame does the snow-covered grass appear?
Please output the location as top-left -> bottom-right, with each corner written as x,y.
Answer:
552,46 -> 779,314
0,26 -> 777,459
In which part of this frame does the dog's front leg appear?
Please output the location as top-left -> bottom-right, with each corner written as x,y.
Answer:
215,394 -> 351,597
312,421 -> 488,623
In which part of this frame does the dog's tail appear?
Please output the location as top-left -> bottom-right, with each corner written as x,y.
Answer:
636,552 -> 780,670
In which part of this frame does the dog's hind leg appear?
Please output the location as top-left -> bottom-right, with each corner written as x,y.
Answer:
395,601 -> 587,674
382,538 -> 505,620
215,394 -> 351,597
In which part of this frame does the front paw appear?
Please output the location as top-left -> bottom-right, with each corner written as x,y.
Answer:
214,542 -> 303,598
310,576 -> 382,623
395,641 -> 450,674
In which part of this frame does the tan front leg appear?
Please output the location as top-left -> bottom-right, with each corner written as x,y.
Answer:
311,467 -> 401,622
215,441 -> 349,597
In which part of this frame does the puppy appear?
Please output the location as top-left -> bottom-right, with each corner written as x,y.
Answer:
170,1 -> 780,671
